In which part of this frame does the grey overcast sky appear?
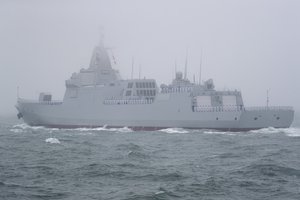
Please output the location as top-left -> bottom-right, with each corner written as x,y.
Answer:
0,0 -> 299,115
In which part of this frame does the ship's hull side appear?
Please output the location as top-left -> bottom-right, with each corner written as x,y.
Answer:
16,95 -> 294,131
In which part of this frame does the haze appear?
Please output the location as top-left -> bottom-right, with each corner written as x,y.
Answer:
0,0 -> 299,116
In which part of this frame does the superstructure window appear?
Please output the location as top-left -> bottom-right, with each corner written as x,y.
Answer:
128,82 -> 133,88
125,91 -> 132,96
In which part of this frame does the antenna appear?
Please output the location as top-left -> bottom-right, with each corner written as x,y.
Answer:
131,57 -> 134,79
110,49 -> 117,65
17,86 -> 19,99
266,89 -> 270,108
184,48 -> 188,80
175,60 -> 177,78
199,49 -> 203,85
139,64 -> 141,79
98,26 -> 105,45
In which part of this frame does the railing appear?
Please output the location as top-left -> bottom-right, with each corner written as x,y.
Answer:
103,99 -> 154,105
194,106 -> 243,112
18,98 -> 63,105
193,106 -> 293,112
244,106 -> 293,111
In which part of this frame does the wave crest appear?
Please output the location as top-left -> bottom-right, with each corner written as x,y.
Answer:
45,138 -> 60,144
250,127 -> 300,137
159,128 -> 189,134
74,126 -> 132,133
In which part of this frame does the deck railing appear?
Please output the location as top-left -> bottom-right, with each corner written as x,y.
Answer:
18,98 -> 63,105
244,106 -> 293,111
103,99 -> 154,105
194,106 -> 242,112
193,106 -> 293,112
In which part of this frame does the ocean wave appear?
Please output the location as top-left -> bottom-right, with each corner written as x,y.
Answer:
127,150 -> 150,160
250,127 -> 300,137
155,190 -> 165,195
159,128 -> 189,134
73,126 -> 132,133
117,143 -> 142,151
78,163 -> 128,178
250,127 -> 279,134
45,137 -> 60,144
73,127 -> 107,132
111,127 -> 133,133
11,123 -> 59,133
132,172 -> 185,182
282,128 -> 300,137
13,123 -> 46,130
239,163 -> 300,178
9,128 -> 26,133
203,130 -> 237,135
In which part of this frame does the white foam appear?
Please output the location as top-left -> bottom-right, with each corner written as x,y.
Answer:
159,128 -> 189,134
250,127 -> 279,134
45,137 -> 60,144
116,127 -> 132,133
12,123 -> 59,132
155,191 -> 165,195
250,127 -> 300,137
281,128 -> 300,137
73,126 -> 132,133
13,123 -> 32,129
203,130 -> 236,135
74,127 -> 106,132
9,128 -> 25,133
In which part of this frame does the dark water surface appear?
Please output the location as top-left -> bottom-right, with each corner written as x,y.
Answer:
0,118 -> 300,200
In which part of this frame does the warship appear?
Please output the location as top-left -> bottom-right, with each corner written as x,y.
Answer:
16,40 -> 294,131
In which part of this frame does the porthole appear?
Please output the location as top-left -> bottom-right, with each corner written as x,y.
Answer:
276,117 -> 280,120
216,117 -> 219,120
234,117 -> 237,120
254,117 -> 258,120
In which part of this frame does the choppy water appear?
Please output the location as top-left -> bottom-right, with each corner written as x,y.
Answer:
0,117 -> 300,199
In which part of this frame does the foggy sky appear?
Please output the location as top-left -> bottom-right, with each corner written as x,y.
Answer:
0,0 -> 299,115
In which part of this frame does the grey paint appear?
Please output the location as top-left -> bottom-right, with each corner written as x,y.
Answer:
16,42 -> 294,130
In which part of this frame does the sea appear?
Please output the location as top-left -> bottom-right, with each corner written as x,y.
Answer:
0,114 -> 299,200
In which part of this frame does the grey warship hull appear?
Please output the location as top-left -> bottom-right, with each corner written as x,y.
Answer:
16,41 -> 294,131
16,94 -> 294,131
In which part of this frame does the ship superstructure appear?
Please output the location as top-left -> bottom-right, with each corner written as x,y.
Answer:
16,41 -> 294,131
